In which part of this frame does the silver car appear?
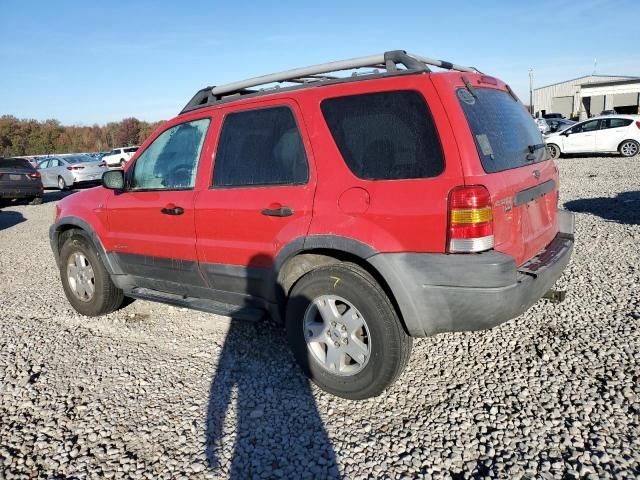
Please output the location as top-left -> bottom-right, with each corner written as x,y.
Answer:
37,155 -> 107,190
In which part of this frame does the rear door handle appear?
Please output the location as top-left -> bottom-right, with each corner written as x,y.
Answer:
161,204 -> 184,215
261,206 -> 294,217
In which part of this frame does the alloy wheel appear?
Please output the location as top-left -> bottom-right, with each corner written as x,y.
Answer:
66,252 -> 95,302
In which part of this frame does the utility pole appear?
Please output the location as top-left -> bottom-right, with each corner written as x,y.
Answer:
529,68 -> 534,116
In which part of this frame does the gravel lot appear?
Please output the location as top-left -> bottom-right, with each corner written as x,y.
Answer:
1,155 -> 639,479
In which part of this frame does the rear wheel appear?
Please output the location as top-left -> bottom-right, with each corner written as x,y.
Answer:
59,230 -> 125,316
619,140 -> 639,157
57,176 -> 68,191
547,143 -> 561,159
286,263 -> 412,399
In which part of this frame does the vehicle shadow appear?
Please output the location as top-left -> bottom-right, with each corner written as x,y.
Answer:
205,254 -> 339,479
0,210 -> 26,231
564,191 -> 640,225
41,190 -> 77,204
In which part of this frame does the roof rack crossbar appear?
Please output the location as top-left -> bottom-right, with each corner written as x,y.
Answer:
210,50 -> 476,97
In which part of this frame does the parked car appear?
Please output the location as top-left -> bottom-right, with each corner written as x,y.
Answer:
102,147 -> 139,167
535,117 -> 550,134
37,154 -> 107,190
542,113 -> 564,119
546,118 -> 576,133
49,50 -> 574,399
600,110 -> 617,116
0,157 -> 43,205
545,115 -> 640,159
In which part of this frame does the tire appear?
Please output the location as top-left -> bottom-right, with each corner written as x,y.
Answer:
57,176 -> 68,191
547,143 -> 561,160
28,196 -> 43,205
58,230 -> 126,316
119,159 -> 126,167
286,262 -> 412,400
619,140 -> 639,158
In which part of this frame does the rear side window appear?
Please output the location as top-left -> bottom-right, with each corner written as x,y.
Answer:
458,88 -> 545,173
0,158 -> 34,170
213,106 -> 309,187
321,91 -> 444,180
124,147 -> 138,153
601,118 -> 632,129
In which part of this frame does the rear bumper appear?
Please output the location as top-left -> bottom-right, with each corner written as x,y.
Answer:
72,173 -> 104,184
0,185 -> 42,198
368,209 -> 575,337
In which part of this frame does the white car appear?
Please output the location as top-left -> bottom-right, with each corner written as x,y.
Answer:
545,115 -> 640,159
102,146 -> 139,167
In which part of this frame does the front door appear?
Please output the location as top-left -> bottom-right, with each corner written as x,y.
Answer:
104,117 -> 212,294
194,101 -> 316,303
563,119 -> 600,153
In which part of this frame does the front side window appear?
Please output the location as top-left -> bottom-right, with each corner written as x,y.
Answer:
572,120 -> 600,133
131,118 -> 210,190
321,90 -> 444,180
213,106 -> 309,187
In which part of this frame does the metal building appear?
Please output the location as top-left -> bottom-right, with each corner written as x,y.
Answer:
533,75 -> 640,119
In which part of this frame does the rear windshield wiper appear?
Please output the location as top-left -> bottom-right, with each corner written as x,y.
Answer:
527,143 -> 546,161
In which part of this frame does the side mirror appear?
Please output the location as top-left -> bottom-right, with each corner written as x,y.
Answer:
102,169 -> 125,190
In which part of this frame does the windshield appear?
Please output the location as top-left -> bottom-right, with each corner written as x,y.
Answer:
66,155 -> 94,164
457,87 -> 546,173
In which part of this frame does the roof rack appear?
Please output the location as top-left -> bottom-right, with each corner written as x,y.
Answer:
181,50 -> 479,113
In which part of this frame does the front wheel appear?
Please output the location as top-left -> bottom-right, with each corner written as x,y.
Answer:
119,159 -> 126,167
619,140 -> 639,157
547,143 -> 561,160
286,263 -> 412,400
59,230 -> 126,316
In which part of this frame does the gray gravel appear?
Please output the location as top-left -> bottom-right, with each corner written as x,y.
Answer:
1,155 -> 639,479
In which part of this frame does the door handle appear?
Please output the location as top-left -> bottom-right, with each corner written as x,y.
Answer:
161,204 -> 184,215
261,206 -> 294,217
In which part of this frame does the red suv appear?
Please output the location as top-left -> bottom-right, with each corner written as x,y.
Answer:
50,51 -> 574,399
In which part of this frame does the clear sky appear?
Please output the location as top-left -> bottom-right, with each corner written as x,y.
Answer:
1,0 -> 638,125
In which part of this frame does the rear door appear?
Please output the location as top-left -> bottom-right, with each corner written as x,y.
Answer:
563,119 -> 599,153
596,117 -> 633,151
194,99 -> 315,301
437,75 -> 559,265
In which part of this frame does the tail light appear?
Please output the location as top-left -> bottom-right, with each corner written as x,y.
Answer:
448,185 -> 494,253
66,166 -> 85,171
28,171 -> 41,179
635,121 -> 640,129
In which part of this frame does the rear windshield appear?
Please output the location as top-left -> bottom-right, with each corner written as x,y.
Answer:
66,155 -> 94,164
457,88 -> 545,173
124,147 -> 138,153
0,158 -> 34,170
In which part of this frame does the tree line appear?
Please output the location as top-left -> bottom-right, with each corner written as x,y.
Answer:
0,115 -> 165,157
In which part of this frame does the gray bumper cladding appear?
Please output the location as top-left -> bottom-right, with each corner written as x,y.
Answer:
368,210 -> 575,337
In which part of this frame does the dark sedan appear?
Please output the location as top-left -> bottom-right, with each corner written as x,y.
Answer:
0,157 -> 44,205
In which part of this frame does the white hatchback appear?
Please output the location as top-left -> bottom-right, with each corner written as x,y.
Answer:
545,115 -> 640,159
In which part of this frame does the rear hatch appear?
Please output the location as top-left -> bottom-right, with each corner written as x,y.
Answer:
434,75 -> 559,266
0,158 -> 41,190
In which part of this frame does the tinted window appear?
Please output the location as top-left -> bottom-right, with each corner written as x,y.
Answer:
0,158 -> 34,170
571,120 -> 600,133
457,88 -> 545,173
321,91 -> 443,180
601,118 -> 632,129
110,149 -> 120,155
38,160 -> 50,169
124,147 -> 138,153
131,118 -> 210,190
213,107 -> 309,187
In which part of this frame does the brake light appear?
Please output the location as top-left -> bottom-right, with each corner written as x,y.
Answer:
636,121 -> 640,129
448,186 -> 494,253
66,166 -> 85,171
28,171 -> 41,179
480,75 -> 498,85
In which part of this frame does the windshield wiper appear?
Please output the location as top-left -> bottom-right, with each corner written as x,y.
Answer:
527,143 -> 546,161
